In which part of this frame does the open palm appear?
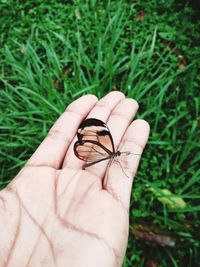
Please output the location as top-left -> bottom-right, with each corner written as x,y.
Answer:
0,92 -> 149,267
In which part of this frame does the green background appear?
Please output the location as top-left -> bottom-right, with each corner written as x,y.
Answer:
0,1 -> 199,266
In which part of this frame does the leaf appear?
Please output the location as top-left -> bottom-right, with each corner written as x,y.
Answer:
151,188 -> 186,209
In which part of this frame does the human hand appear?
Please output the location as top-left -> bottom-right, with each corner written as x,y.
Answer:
0,92 -> 150,267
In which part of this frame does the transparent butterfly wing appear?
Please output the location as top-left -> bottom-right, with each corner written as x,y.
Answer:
74,118 -> 115,167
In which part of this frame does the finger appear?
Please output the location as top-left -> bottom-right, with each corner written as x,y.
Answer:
62,91 -> 125,169
107,98 -> 139,149
82,98 -> 139,178
26,95 -> 98,169
87,91 -> 125,120
105,119 -> 150,209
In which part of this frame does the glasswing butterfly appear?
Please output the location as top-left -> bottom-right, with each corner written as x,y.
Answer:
74,118 -> 140,174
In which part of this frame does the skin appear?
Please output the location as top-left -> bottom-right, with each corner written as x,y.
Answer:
0,92 -> 150,267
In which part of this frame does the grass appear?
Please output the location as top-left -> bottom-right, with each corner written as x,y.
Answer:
0,0 -> 200,266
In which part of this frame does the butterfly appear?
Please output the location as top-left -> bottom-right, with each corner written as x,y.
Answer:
74,118 -> 140,173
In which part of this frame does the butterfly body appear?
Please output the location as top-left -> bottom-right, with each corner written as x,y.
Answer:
115,150 -> 121,157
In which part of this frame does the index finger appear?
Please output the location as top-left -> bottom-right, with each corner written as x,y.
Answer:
26,95 -> 98,169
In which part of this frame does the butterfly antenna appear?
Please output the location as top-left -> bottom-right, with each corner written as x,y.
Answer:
121,152 -> 141,156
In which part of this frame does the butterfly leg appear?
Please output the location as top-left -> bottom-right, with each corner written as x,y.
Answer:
103,159 -> 124,202
102,159 -> 113,189
113,159 -> 131,179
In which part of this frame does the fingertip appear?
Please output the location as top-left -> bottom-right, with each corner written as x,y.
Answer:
122,119 -> 150,151
76,94 -> 98,103
66,94 -> 98,111
126,98 -> 139,110
106,90 -> 125,99
83,94 -> 98,102
133,119 -> 150,132
133,99 -> 139,110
